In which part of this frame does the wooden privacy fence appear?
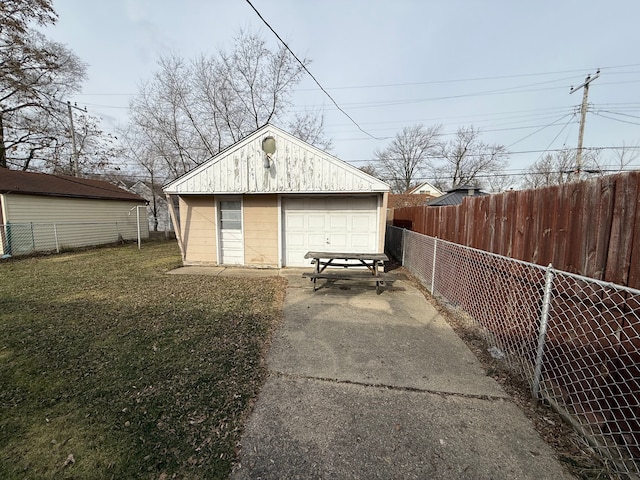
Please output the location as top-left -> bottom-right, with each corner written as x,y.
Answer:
392,171 -> 640,290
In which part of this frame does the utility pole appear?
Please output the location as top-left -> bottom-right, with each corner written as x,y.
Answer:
66,102 -> 79,177
569,69 -> 600,181
50,97 -> 87,177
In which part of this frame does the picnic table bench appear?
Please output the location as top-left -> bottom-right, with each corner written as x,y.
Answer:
302,251 -> 390,293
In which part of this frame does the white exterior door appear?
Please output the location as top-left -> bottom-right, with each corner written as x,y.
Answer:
283,196 -> 378,267
219,199 -> 243,265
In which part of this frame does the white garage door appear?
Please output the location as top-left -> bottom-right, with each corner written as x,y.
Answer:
283,196 -> 379,267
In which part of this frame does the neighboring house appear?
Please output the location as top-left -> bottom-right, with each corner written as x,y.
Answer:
427,184 -> 488,206
407,181 -> 443,197
116,180 -> 173,232
163,124 -> 390,267
388,193 -> 434,209
0,169 -> 148,256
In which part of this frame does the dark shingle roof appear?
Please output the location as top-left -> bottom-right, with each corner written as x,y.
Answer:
427,185 -> 487,206
0,169 -> 145,202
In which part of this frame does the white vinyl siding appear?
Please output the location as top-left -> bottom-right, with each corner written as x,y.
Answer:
1,194 -> 148,254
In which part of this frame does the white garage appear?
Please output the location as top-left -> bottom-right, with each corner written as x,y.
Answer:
283,196 -> 379,267
164,124 -> 390,268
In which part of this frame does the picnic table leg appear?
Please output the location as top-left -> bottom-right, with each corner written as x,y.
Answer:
314,257 -> 319,291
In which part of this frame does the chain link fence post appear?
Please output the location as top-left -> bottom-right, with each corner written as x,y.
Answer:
532,264 -> 554,400
431,237 -> 438,294
401,228 -> 406,266
53,224 -> 60,253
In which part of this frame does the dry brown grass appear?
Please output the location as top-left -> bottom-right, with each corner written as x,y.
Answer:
0,241 -> 285,479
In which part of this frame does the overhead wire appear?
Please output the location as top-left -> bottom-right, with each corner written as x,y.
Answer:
529,112 -> 578,166
344,145 -> 640,163
592,112 -> 640,127
506,113 -> 576,148
597,110 -> 640,120
243,0 -> 384,140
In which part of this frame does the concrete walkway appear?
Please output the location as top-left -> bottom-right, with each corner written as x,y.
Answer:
226,270 -> 574,479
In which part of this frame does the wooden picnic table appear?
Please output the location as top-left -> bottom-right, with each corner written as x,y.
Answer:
302,251 -> 390,293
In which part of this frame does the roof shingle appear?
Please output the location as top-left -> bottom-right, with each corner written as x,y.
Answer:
0,169 -> 145,202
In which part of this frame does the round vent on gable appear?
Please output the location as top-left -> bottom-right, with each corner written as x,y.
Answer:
261,136 -> 276,168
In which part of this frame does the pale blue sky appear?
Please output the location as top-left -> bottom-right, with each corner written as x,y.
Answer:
45,0 -> 640,180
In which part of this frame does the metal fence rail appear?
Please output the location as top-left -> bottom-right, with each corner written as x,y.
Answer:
386,226 -> 640,477
1,222 -> 142,258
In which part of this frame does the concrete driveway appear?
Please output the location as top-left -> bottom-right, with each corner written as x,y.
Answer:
231,271 -> 574,479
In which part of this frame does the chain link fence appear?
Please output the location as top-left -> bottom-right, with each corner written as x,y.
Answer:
386,226 -> 640,477
1,221 -> 147,258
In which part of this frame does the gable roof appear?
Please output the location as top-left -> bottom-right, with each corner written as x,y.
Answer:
0,169 -> 145,202
406,181 -> 443,196
427,185 -> 487,206
164,124 -> 389,194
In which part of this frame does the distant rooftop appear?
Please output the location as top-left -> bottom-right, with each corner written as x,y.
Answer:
0,169 -> 145,202
427,185 -> 487,206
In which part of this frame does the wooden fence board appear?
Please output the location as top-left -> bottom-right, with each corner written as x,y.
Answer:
593,176 -> 615,281
606,173 -> 639,286
391,172 -> 640,289
628,173 -> 640,289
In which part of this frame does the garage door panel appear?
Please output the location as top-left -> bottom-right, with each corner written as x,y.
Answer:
308,233 -> 326,250
329,215 -> 348,230
308,215 -> 326,229
351,215 -> 374,229
285,198 -> 307,210
283,196 -> 379,267
351,233 -> 373,249
327,233 -> 348,249
287,232 -> 305,247
343,196 -> 377,210
287,214 -> 305,229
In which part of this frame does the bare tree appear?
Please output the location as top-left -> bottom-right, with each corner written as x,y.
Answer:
430,126 -> 508,190
523,149 -> 576,189
1,0 -> 56,39
359,164 -> 379,178
523,143 -> 635,189
485,174 -> 517,193
128,29 -> 324,181
601,142 -> 637,173
522,148 -> 607,189
374,124 -> 442,193
117,124 -> 168,231
45,111 -> 121,175
287,109 -> 332,151
0,1 -> 88,170
129,55 -> 204,177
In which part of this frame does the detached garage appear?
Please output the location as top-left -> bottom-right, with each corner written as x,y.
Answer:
0,169 -> 148,256
164,124 -> 390,268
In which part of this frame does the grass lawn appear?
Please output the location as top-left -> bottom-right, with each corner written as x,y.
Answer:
0,241 -> 285,479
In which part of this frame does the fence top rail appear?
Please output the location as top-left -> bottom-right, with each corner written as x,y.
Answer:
390,225 -> 640,297
2,222 -> 132,227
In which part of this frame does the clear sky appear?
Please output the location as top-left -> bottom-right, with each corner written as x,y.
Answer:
45,0 -> 640,182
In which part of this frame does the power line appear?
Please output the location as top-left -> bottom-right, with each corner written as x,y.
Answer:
387,166 -> 640,183
529,113 -> 578,166
593,112 -> 640,127
506,113 -> 576,148
244,0 -> 383,140
294,63 -> 640,91
345,145 -> 640,163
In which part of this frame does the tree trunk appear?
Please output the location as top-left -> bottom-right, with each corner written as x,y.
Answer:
0,114 -> 6,168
